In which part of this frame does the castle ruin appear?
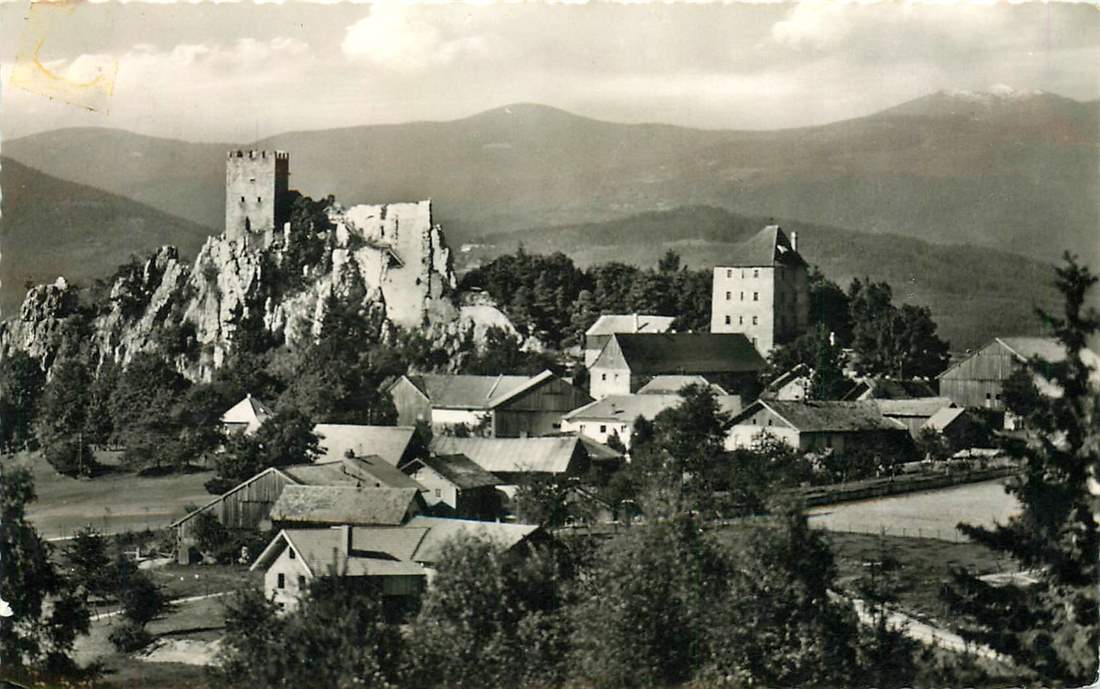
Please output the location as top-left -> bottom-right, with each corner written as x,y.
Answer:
225,149 -> 291,249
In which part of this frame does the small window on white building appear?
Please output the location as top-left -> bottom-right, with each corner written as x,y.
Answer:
277,573 -> 285,589
739,316 -> 744,325
240,196 -> 245,203
726,291 -> 731,300
257,196 -> 262,203
752,337 -> 758,346
600,425 -> 607,433
753,269 -> 759,278
726,269 -> 732,278
753,292 -> 759,301
435,488 -> 442,497
288,548 -> 295,559
752,316 -> 758,325
298,575 -> 306,589
725,315 -> 731,325
740,292 -> 745,301
601,373 -> 607,381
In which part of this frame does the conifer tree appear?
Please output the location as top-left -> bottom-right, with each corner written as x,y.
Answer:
944,254 -> 1098,683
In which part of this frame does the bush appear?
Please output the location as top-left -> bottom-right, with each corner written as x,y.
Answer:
108,620 -> 153,653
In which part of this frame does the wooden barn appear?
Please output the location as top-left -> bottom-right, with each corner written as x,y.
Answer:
387,370 -> 591,437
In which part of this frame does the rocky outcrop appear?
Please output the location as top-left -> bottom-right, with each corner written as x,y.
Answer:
0,199 -> 512,381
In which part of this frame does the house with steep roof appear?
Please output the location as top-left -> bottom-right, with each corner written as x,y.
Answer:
585,314 -> 675,366
250,525 -> 429,610
588,332 -> 765,400
636,375 -> 727,396
710,225 -> 810,356
727,399 -> 910,453
221,393 -> 273,435
404,516 -> 545,565
429,434 -> 621,484
872,397 -> 956,437
269,485 -> 422,528
922,406 -> 985,449
403,454 -> 503,520
561,393 -> 741,450
938,337 -> 1100,425
762,364 -> 813,401
312,424 -> 422,466
387,370 -> 591,437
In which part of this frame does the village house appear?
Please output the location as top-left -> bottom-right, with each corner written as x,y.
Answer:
635,374 -> 728,395
313,424 -> 423,466
710,225 -> 810,356
727,399 -> 910,453
937,336 -> 1100,428
387,370 -> 592,437
762,364 -> 812,401
171,456 -> 423,563
588,332 -> 765,400
561,392 -> 742,450
872,397 -> 956,437
429,434 -> 621,485
269,485 -> 423,529
584,314 -> 675,366
220,393 -> 272,435
402,454 -> 503,520
922,406 -> 985,449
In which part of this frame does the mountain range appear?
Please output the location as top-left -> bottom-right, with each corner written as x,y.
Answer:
2,87 -> 1095,335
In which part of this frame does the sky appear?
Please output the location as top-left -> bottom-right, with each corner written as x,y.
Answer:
0,1 -> 1098,143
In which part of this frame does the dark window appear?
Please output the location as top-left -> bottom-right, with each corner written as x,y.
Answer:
739,316 -> 744,325
753,269 -> 759,278
726,269 -> 732,278
725,315 -> 731,325
240,196 -> 245,202
277,573 -> 285,589
753,292 -> 759,301
740,292 -> 745,301
752,316 -> 758,325
298,575 -> 306,588
601,373 -> 607,381
435,488 -> 442,497
288,548 -> 295,559
725,291 -> 731,300
257,196 -> 262,203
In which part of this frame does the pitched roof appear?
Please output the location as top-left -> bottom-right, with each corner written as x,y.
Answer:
270,485 -> 418,526
351,526 -> 431,561
405,374 -> 531,410
765,364 -> 811,392
586,314 -> 675,337
312,424 -> 417,466
282,457 -> 422,490
407,516 -> 540,564
485,370 -> 566,407
873,397 -> 954,418
853,378 -> 938,400
564,393 -> 741,423
717,225 -> 806,268
251,528 -> 427,578
996,337 -> 1069,362
923,406 -> 968,432
574,435 -> 625,462
636,375 -> 728,395
736,400 -> 905,433
605,333 -> 765,375
411,454 -> 501,490
221,394 -> 272,426
429,436 -> 583,475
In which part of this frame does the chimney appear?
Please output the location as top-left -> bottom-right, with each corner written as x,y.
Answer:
634,313 -> 640,332
790,231 -> 799,252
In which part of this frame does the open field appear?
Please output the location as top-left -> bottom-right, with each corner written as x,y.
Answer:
6,452 -> 216,539
805,478 -> 1021,541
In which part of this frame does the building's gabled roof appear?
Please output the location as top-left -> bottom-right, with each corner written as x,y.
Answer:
586,314 -> 675,337
407,516 -> 540,564
764,365 -> 811,392
270,485 -> 418,526
250,527 -> 427,578
873,397 -> 955,418
429,436 -> 584,475
602,333 -> 765,375
573,435 -> 625,462
923,406 -> 968,432
312,424 -> 418,466
408,454 -> 502,490
734,400 -> 905,433
171,466 -> 293,528
564,393 -> 742,424
283,457 -> 423,491
352,526 -> 431,561
402,374 -> 531,410
846,378 -> 938,400
485,370 -> 565,407
221,394 -> 272,426
636,375 -> 728,395
996,337 -> 1069,363
716,225 -> 806,269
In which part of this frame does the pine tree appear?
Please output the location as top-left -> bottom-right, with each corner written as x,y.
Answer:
944,254 -> 1099,683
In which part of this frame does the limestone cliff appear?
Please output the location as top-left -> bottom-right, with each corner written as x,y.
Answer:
0,199 -> 516,380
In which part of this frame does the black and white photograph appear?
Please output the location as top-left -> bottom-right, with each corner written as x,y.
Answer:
0,2 -> 1098,687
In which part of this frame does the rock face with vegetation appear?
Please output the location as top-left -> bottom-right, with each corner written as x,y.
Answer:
0,195 -> 506,381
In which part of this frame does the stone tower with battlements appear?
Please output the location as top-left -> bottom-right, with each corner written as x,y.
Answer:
225,150 -> 290,249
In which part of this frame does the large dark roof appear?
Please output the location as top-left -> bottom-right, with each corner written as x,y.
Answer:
611,333 -> 765,375
718,225 -> 806,268
406,374 -> 531,410
270,485 -> 418,526
415,454 -> 501,490
738,400 -> 906,433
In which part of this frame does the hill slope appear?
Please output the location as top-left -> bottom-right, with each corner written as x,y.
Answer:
0,158 -> 213,317
459,206 -> 1062,351
5,90 -> 1096,268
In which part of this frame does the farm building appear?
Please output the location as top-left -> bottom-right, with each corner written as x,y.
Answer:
221,393 -> 272,435
561,392 -> 741,450
762,364 -> 812,401
636,375 -> 727,395
402,454 -> 503,520
588,332 -> 765,400
923,406 -> 986,449
269,485 -> 422,528
251,525 -> 428,610
727,399 -> 910,453
312,424 -> 422,466
937,337 -> 1100,426
386,370 -> 591,437
585,314 -> 675,366
429,434 -> 621,484
171,456 -> 423,563
873,397 -> 956,437
404,516 -> 546,566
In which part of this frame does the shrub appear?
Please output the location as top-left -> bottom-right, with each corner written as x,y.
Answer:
108,620 -> 153,653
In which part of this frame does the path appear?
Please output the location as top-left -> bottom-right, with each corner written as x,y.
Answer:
91,591 -> 232,622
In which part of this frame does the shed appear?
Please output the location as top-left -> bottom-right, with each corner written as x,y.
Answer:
429,435 -> 611,483
727,399 -> 910,454
403,454 -> 503,520
221,394 -> 272,435
873,397 -> 955,437
269,485 -> 422,528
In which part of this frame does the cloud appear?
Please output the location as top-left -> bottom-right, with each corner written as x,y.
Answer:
771,2 -> 856,51
341,4 -> 489,72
